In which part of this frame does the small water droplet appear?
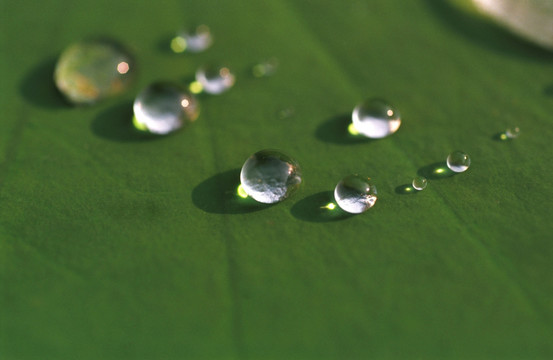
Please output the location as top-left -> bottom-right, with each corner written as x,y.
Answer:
240,150 -> 302,204
276,107 -> 295,120
252,58 -> 279,78
412,176 -> 428,190
54,38 -> 135,105
171,25 -> 213,53
334,174 -> 377,214
351,98 -> 401,139
446,150 -> 471,173
504,126 -> 520,139
133,82 -> 199,135
195,65 -> 235,94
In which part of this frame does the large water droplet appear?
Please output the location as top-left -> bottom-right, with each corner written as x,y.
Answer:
133,82 -> 199,135
446,150 -> 471,173
334,174 -> 377,214
351,99 -> 401,139
240,150 -> 302,204
54,38 -> 135,105
195,65 -> 235,94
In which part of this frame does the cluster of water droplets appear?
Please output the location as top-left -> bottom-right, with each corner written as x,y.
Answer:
51,22 -> 519,215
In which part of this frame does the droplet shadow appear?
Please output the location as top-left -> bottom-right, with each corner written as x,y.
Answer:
290,191 -> 353,223
315,113 -> 372,145
19,57 -> 68,109
417,162 -> 454,180
192,169 -> 273,214
544,84 -> 553,97
395,184 -> 417,195
157,33 -> 176,54
425,0 -> 553,61
492,132 -> 506,141
90,101 -> 162,142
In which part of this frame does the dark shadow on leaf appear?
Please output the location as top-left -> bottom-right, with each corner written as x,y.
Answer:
417,162 -> 454,180
425,0 -> 553,61
91,101 -> 162,142
395,184 -> 417,195
290,191 -> 353,223
315,113 -> 373,145
492,132 -> 506,141
192,169 -> 273,214
20,57 -> 68,109
544,84 -> 553,97
156,32 -> 176,54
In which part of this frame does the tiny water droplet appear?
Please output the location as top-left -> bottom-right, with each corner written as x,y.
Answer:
276,107 -> 295,120
195,65 -> 235,94
240,150 -> 302,204
446,151 -> 471,173
54,38 -> 135,104
351,98 -> 401,139
334,174 -> 377,214
412,176 -> 428,190
504,126 -> 520,139
171,25 -> 213,53
252,58 -> 279,78
133,82 -> 199,135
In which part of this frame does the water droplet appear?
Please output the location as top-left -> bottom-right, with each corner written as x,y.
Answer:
334,174 -> 377,214
276,107 -> 295,120
504,126 -> 520,139
133,82 -> 199,135
412,176 -> 428,191
171,25 -> 213,53
240,150 -> 302,204
195,65 -> 235,94
54,38 -> 135,104
446,151 -> 471,173
252,58 -> 279,78
351,98 -> 401,139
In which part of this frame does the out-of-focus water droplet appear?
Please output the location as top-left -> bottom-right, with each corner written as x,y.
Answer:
334,174 -> 377,214
195,65 -> 235,94
240,149 -> 302,204
471,0 -> 553,50
500,126 -> 520,140
171,25 -> 213,53
133,82 -> 199,135
412,176 -> 428,190
276,107 -> 295,120
352,98 -> 401,139
446,150 -> 471,173
252,58 -> 279,78
54,38 -> 135,105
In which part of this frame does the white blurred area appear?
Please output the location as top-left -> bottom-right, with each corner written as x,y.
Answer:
472,0 -> 553,50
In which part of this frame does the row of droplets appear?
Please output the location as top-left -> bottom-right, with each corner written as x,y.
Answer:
52,25 -> 519,215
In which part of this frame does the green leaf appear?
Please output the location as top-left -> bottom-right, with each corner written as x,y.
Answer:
1,0 -> 552,358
